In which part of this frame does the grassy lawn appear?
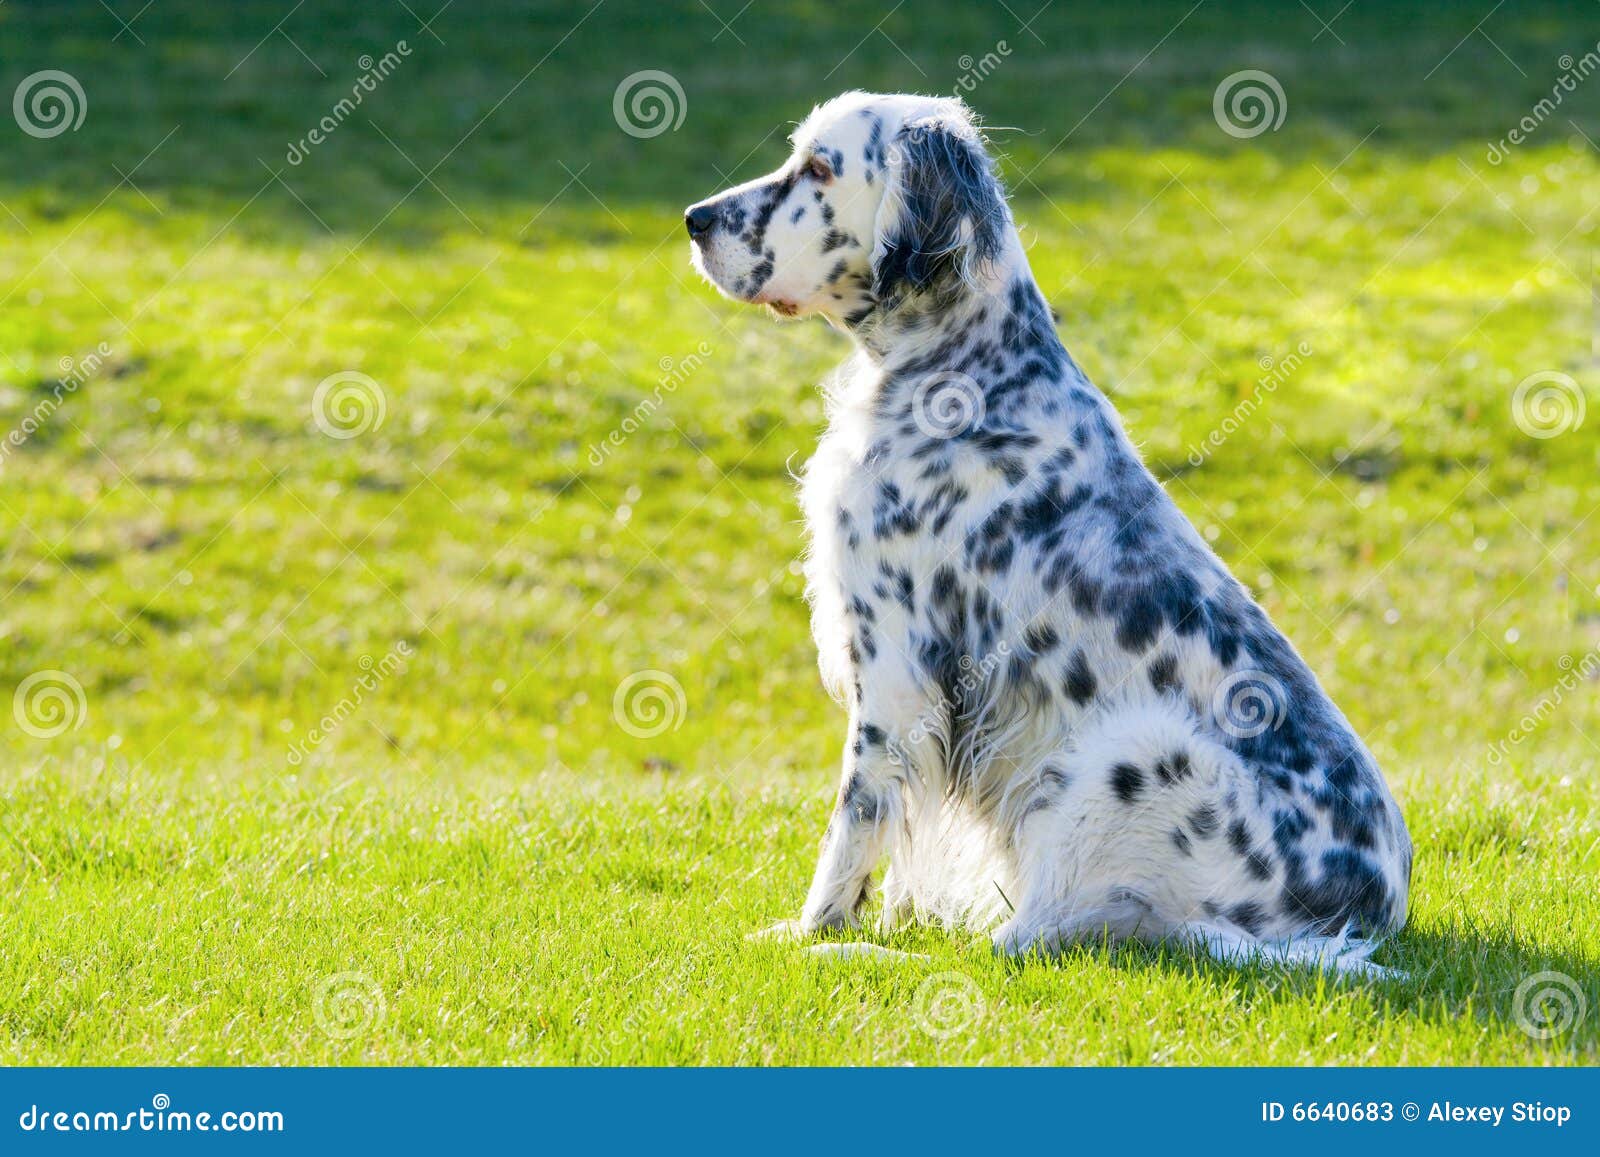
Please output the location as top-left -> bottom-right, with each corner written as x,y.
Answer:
1,0 -> 1597,1064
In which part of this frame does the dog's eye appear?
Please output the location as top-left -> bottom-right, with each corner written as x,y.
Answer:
806,156 -> 834,183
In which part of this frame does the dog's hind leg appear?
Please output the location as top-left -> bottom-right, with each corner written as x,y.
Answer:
989,766 -> 1165,956
1171,920 -> 1404,979
987,701 -> 1246,959
992,894 -> 1159,958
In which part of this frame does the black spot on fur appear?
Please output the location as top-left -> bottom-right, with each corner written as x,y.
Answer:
740,171 -> 798,256
1279,848 -> 1398,935
1270,807 -> 1313,857
1023,623 -> 1060,653
876,563 -> 915,613
921,480 -> 969,535
1243,850 -> 1274,881
1154,751 -> 1192,785
1063,649 -> 1097,705
1227,901 -> 1267,935
1109,762 -> 1144,803
1148,652 -> 1179,694
872,482 -> 921,538
841,773 -> 881,824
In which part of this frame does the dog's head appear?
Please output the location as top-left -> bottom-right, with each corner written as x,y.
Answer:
686,91 -> 1008,323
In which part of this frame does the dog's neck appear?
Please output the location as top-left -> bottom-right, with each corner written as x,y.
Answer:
829,233 -> 1048,367
817,230 -> 1113,445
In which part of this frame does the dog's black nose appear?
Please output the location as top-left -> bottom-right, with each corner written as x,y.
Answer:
685,203 -> 718,241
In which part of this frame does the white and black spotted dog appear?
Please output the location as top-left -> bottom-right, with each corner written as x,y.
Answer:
687,92 -> 1411,973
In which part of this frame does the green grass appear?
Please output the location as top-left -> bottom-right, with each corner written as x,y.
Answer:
1,0 -> 1597,1064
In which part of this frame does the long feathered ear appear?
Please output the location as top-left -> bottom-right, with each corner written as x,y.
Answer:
870,111 -> 1007,303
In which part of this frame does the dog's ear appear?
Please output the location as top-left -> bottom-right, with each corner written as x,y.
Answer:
870,111 -> 1007,303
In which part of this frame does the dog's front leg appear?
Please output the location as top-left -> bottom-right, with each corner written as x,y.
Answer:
796,712 -> 904,931
796,668 -> 936,931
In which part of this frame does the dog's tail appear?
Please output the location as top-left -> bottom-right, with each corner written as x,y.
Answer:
1177,920 -> 1402,979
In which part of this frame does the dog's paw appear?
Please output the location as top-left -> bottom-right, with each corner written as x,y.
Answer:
990,918 -> 1060,959
746,919 -> 808,943
805,942 -> 929,962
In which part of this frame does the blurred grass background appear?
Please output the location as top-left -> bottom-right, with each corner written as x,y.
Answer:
0,0 -> 1596,1063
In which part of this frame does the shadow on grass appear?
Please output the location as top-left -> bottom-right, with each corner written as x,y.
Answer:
1065,920 -> 1600,1058
2,0 -> 1596,246
789,910 -> 1600,1058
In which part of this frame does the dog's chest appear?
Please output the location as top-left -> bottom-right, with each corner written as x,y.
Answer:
805,420 -> 986,579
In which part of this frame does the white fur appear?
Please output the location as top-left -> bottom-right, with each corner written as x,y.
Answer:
691,93 -> 1410,978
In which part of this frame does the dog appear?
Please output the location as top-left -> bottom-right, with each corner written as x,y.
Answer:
687,92 -> 1411,973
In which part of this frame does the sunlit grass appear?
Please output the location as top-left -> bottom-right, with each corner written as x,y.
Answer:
0,0 -> 1596,1063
